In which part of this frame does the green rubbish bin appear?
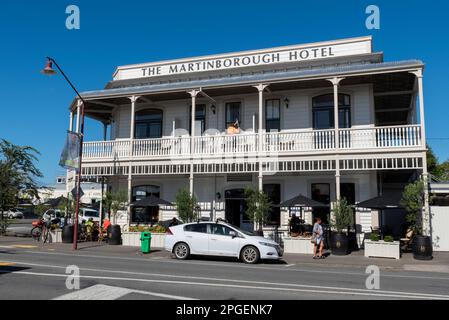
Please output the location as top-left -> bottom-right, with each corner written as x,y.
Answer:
140,232 -> 152,254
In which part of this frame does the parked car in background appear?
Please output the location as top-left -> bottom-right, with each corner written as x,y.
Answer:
165,221 -> 283,264
2,209 -> 24,220
79,208 -> 100,223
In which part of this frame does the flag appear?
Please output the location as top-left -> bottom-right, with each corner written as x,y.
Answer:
59,131 -> 81,171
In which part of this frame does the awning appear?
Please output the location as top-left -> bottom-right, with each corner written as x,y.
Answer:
275,194 -> 328,208
130,195 -> 173,207
356,194 -> 404,210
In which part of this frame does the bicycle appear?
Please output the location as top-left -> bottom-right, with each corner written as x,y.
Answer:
31,219 -> 50,243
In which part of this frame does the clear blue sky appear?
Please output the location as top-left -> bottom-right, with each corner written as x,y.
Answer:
0,0 -> 448,185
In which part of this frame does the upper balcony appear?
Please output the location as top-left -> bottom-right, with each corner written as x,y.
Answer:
82,124 -> 423,162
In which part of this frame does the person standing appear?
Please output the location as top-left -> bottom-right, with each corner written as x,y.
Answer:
313,217 -> 325,259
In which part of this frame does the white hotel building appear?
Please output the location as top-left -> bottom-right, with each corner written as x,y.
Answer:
67,36 -> 429,238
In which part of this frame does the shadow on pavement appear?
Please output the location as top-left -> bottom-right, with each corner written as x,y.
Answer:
0,266 -> 30,276
189,255 -> 288,265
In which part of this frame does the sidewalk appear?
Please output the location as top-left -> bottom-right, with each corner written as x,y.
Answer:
1,236 -> 449,273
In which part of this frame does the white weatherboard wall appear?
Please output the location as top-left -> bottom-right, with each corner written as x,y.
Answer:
431,206 -> 449,252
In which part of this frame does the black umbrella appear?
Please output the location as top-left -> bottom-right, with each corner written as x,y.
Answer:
275,194 -> 328,208
42,196 -> 68,208
130,195 -> 173,207
356,194 -> 404,239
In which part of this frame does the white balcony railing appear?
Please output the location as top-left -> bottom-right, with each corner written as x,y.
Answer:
82,125 -> 422,161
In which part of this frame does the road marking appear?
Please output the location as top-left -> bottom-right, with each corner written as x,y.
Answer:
11,245 -> 37,249
54,284 -> 197,300
1,260 -> 449,300
18,250 -> 449,281
1,269 -> 447,300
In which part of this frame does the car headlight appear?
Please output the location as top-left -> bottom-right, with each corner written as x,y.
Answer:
259,242 -> 277,248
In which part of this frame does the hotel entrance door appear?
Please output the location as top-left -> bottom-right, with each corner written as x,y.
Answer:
225,189 -> 253,231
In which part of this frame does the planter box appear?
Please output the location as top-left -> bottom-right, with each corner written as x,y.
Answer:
48,229 -> 62,243
364,240 -> 400,259
283,237 -> 315,254
122,232 -> 166,248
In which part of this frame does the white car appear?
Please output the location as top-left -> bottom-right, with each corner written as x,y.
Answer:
79,208 -> 100,223
165,221 -> 283,264
3,209 -> 24,219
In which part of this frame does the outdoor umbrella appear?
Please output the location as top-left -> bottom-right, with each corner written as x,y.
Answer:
356,194 -> 404,239
130,195 -> 173,207
42,196 -> 68,208
275,194 -> 328,221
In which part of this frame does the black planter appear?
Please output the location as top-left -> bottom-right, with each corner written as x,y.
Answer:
62,225 -> 74,244
412,235 -> 433,260
331,232 -> 349,255
108,225 -> 122,246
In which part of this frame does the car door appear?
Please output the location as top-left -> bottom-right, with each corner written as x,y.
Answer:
209,224 -> 241,257
183,224 -> 210,255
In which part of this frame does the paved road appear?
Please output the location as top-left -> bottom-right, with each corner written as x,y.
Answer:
1,244 -> 449,300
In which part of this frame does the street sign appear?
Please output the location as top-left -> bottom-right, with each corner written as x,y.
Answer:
71,187 -> 84,199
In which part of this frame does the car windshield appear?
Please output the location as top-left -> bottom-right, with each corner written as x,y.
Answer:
84,210 -> 99,217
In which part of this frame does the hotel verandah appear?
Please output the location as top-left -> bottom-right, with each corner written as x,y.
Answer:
65,36 -> 429,243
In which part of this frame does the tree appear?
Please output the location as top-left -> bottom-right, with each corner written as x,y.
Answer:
401,179 -> 425,235
330,197 -> 354,233
0,140 -> 42,234
244,187 -> 272,234
426,145 -> 439,176
174,189 -> 198,223
103,190 -> 128,225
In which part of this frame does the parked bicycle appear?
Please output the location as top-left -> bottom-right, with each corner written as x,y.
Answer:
31,219 -> 50,243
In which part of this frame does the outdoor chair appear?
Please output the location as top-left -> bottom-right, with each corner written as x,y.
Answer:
400,229 -> 414,251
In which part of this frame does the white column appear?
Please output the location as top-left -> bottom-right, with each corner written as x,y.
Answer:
188,90 -> 200,196
76,101 -> 81,133
69,111 -> 74,132
128,96 -> 139,205
254,84 -> 268,192
413,69 -> 430,236
328,77 -> 343,201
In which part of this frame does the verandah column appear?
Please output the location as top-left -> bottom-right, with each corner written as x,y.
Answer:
254,84 -> 268,192
188,89 -> 200,196
412,69 -> 430,236
328,77 -> 344,201
128,96 -> 139,206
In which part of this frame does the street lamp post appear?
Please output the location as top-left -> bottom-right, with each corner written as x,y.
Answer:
42,57 -> 85,250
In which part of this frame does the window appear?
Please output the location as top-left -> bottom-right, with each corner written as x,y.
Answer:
266,99 -> 281,132
264,184 -> 281,226
135,109 -> 163,139
131,207 -> 159,224
311,183 -> 331,224
225,102 -> 241,128
184,224 -> 208,233
132,185 -> 160,202
211,224 -> 234,236
190,104 -> 206,135
312,94 -> 351,130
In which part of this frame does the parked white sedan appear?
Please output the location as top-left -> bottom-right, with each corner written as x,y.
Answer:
2,209 -> 24,219
165,221 -> 283,264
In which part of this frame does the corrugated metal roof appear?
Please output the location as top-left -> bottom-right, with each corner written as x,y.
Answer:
79,59 -> 423,100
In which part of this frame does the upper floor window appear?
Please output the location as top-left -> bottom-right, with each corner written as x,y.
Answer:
312,94 -> 351,130
190,104 -> 206,135
225,102 -> 241,129
135,109 -> 163,139
266,99 -> 281,132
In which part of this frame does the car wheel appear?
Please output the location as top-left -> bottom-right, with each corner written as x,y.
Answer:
241,246 -> 260,264
173,242 -> 190,260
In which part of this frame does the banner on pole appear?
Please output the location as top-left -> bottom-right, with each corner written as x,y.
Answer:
59,131 -> 81,171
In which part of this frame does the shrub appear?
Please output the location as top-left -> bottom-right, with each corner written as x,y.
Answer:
330,197 -> 354,233
383,235 -> 394,243
370,233 -> 380,241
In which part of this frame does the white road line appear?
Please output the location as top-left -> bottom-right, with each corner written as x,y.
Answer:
53,284 -> 196,300
17,250 -> 449,281
1,269 -> 447,300
1,260 -> 449,299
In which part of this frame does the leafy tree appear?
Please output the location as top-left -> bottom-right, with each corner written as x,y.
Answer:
401,179 -> 425,235
0,140 -> 42,234
426,145 -> 439,176
103,190 -> 128,225
244,187 -> 272,234
330,197 -> 354,233
174,189 -> 198,223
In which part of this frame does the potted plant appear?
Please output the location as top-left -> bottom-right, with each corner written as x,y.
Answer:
174,189 -> 198,223
330,197 -> 354,255
244,187 -> 272,236
401,179 -> 433,260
